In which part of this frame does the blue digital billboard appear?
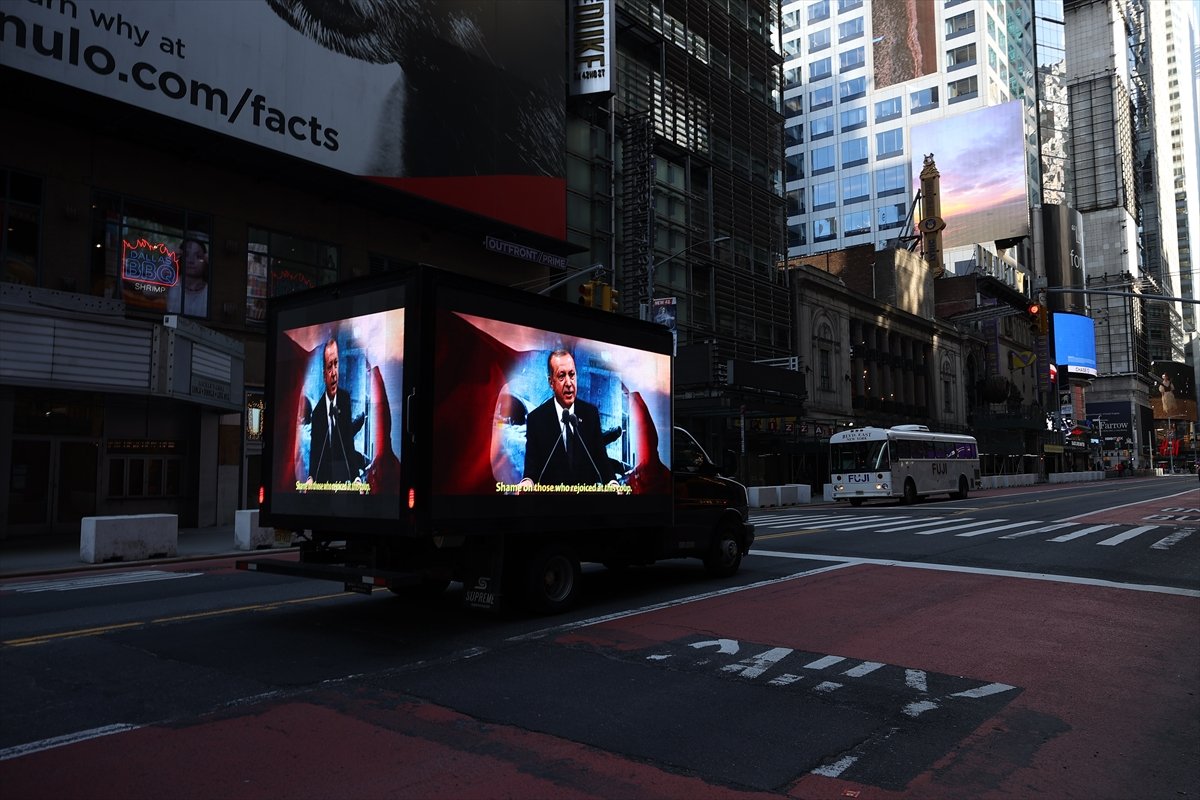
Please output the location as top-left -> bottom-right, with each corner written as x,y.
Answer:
1053,313 -> 1097,377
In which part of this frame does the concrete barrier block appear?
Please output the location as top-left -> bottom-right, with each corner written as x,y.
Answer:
779,485 -> 799,505
749,486 -> 780,508
782,483 -> 812,504
234,509 -> 278,550
823,484 -> 834,502
81,514 -> 178,564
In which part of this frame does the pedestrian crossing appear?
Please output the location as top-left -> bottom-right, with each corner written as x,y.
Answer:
748,512 -> 1196,551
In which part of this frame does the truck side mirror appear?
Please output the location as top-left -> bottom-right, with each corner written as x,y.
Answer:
721,450 -> 739,477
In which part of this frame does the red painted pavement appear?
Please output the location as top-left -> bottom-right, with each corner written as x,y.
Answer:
565,563 -> 1199,799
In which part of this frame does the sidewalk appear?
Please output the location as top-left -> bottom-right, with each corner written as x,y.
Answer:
0,524 -> 284,579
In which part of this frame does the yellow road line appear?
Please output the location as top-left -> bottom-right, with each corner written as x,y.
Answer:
3,592 -> 352,648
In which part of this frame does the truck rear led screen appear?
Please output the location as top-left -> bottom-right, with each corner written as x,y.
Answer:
431,307 -> 673,519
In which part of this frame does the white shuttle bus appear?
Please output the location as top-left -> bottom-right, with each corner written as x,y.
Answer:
829,425 -> 981,506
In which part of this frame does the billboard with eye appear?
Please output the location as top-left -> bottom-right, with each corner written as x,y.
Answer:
0,0 -> 567,239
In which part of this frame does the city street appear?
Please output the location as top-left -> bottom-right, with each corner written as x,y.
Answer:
1,478 -> 1197,799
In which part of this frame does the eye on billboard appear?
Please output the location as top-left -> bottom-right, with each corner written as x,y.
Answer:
910,101 -> 1031,249
1052,313 -> 1097,377
872,0 -> 938,89
0,1 -> 566,239
1150,361 -> 1198,422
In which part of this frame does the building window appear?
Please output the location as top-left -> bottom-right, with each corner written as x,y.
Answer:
786,188 -> 806,216
948,75 -> 979,103
875,96 -> 902,122
789,224 -> 807,248
107,455 -> 182,498
876,164 -> 908,196
808,0 -> 830,23
783,36 -> 801,57
245,227 -> 339,324
877,202 -> 907,229
811,114 -> 835,139
839,106 -> 867,132
910,86 -> 939,112
875,128 -> 904,158
843,210 -> 871,236
840,76 -> 867,101
1,168 -> 41,286
808,28 -> 831,52
839,47 -> 865,72
947,43 -> 977,70
813,216 -> 838,242
841,137 -> 868,167
838,17 -> 864,42
819,347 -> 832,391
91,192 -> 212,318
813,181 -> 837,210
810,85 -> 834,110
784,95 -> 803,114
946,10 -> 975,38
784,66 -> 802,89
786,153 -> 806,181
842,173 -> 870,203
810,56 -> 832,80
785,122 -> 805,145
812,145 -> 836,174
838,0 -> 863,11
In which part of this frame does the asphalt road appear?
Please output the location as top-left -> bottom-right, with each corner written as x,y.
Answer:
1,477 -> 1196,799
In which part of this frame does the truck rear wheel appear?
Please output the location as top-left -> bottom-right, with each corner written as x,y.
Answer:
704,523 -> 743,578
524,543 -> 581,614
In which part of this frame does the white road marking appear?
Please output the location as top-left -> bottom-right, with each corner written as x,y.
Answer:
0,723 -> 141,761
722,647 -> 793,679
803,655 -> 846,670
4,571 -> 203,593
999,523 -> 1075,539
1152,529 -> 1196,550
954,520 -> 1044,537
769,673 -> 803,686
876,518 -> 970,533
1048,524 -> 1116,542
813,681 -> 843,693
1096,526 -> 1159,546
798,516 -> 898,529
690,639 -> 740,655
904,700 -> 939,717
951,682 -> 1015,699
746,550 -> 1200,597
836,517 -> 926,531
905,519 -> 1004,536
905,669 -> 927,692
811,755 -> 859,778
843,661 -> 885,677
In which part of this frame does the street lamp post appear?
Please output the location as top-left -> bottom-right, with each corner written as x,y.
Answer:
645,235 -> 729,316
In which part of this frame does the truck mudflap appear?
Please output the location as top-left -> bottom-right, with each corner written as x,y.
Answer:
236,558 -> 424,595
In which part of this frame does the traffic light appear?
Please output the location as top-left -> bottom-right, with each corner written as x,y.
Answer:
1026,301 -> 1049,335
594,282 -> 619,312
578,280 -> 595,307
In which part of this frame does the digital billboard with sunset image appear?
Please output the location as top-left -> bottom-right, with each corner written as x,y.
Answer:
910,101 -> 1031,249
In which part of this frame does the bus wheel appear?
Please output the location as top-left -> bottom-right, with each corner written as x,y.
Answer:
524,543 -> 582,615
902,479 -> 918,505
951,476 -> 969,500
849,498 -> 863,507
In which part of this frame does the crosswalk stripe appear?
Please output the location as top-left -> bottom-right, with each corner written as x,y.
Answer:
750,514 -> 842,524
904,519 -> 1001,536
805,516 -> 898,529
1096,526 -> 1158,546
5,571 -> 203,593
1048,524 -> 1116,542
999,523 -> 1075,539
876,518 -> 965,533
955,520 -> 1043,537
836,518 -> 925,531
1152,529 -> 1196,550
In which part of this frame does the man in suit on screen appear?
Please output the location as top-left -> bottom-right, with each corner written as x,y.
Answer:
519,349 -> 614,488
309,338 -> 365,482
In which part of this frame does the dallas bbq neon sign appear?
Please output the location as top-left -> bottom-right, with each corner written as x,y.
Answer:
122,238 -> 179,287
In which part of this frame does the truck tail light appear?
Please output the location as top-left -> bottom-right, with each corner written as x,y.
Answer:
408,488 -> 416,510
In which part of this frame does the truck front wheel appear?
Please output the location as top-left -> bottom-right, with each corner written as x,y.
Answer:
704,523 -> 743,578
524,543 -> 582,614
